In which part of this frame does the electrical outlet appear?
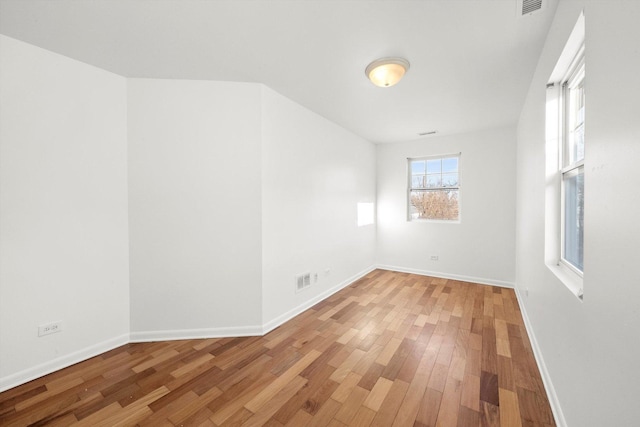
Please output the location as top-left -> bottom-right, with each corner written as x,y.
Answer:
38,321 -> 62,337
430,255 -> 439,261
314,273 -> 318,283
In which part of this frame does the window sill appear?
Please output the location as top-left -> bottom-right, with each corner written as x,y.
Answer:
408,218 -> 460,224
409,221 -> 461,225
546,262 -> 584,301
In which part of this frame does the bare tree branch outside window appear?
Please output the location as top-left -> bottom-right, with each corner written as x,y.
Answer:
410,191 -> 459,220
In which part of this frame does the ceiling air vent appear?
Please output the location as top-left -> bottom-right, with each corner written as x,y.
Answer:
520,0 -> 543,16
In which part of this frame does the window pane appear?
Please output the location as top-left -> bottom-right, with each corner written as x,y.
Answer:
426,174 -> 441,188
442,173 -> 458,187
442,157 -> 458,173
568,78 -> 585,164
411,161 -> 426,175
426,159 -> 441,173
411,175 -> 425,188
571,123 -> 585,164
572,81 -> 585,125
564,169 -> 584,271
409,190 -> 459,221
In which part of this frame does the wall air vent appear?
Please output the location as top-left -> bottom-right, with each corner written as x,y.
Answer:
518,0 -> 544,17
295,273 -> 311,292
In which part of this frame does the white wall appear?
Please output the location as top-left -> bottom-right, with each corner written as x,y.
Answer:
376,127 -> 517,286
0,35 -> 129,390
0,37 -> 377,390
261,87 -> 376,328
516,2 -> 640,426
128,79 -> 264,339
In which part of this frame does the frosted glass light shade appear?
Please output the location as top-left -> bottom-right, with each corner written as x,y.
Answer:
365,58 -> 410,87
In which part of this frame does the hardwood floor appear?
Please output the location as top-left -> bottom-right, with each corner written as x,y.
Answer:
0,270 -> 556,426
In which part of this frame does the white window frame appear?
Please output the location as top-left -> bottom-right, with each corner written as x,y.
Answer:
407,153 -> 461,223
544,11 -> 585,301
559,46 -> 585,277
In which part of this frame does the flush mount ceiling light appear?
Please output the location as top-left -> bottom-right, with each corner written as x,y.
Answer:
365,57 -> 410,87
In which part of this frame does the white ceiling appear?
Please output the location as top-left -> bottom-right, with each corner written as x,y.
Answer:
0,0 -> 558,143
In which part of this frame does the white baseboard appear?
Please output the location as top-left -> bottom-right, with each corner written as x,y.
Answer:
0,266 -> 375,392
1,267 -> 377,393
261,265 -> 376,335
513,286 -> 567,427
1,267 -> 566,427
379,265 -> 565,425
129,325 -> 263,343
376,264 -> 515,288
0,333 -> 129,393
131,266 -> 377,342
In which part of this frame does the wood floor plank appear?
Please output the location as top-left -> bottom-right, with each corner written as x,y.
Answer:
220,407 -> 254,427
1,393 -> 80,427
39,412 -> 79,426
499,387 -> 523,427
480,400 -> 501,427
137,390 -> 199,426
368,379 -> 408,427
457,405 -> 481,427
427,362 -> 449,393
13,377 -> 84,412
460,373 -> 481,412
208,371 -> 278,425
415,388 -> 443,427
300,374 -> 339,416
167,386 -> 222,425
284,409 -> 313,426
330,348 -> 366,382
241,375 -> 307,427
245,350 -> 321,413
216,353 -> 273,391
330,372 -> 363,404
480,370 -> 500,407
132,349 -> 180,373
273,363 -> 335,424
0,270 -> 555,427
73,402 -> 123,427
362,377 -> 393,411
348,406 -> 377,427
435,376 -> 463,427
305,398 -> 340,427
333,387 -> 369,424
390,348 -> 433,426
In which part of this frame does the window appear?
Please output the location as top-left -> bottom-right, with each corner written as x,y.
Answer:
544,11 -> 584,299
561,47 -> 585,274
408,154 -> 460,221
